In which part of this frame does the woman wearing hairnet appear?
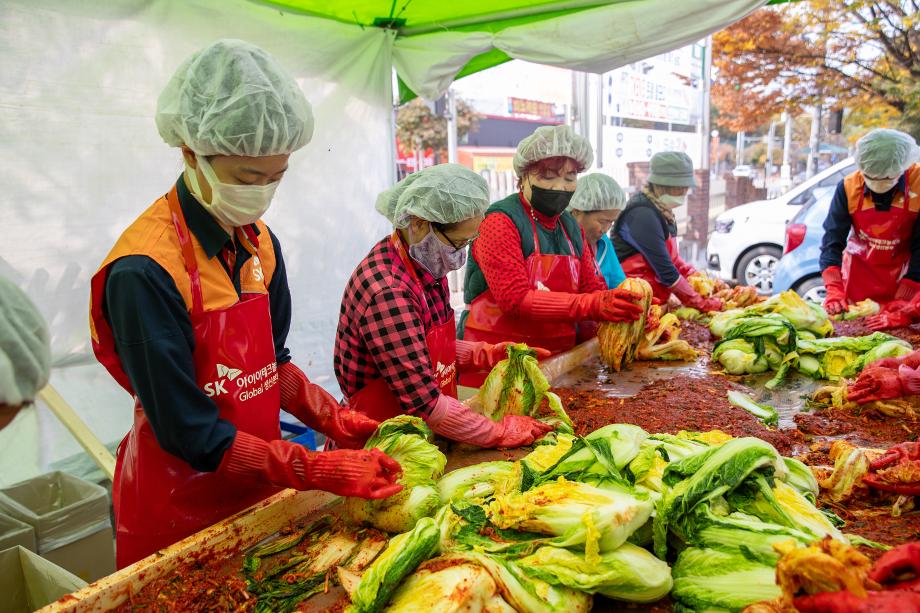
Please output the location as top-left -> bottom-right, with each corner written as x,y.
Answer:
0,277 -> 51,487
89,40 -> 401,568
819,129 -> 920,326
569,173 -> 628,289
459,126 -> 643,385
334,164 -> 552,448
612,151 -> 723,311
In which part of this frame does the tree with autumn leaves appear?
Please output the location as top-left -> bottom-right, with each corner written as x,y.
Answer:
713,1 -> 919,139
396,98 -> 480,163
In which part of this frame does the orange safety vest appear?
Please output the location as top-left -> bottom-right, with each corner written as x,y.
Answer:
89,190 -> 277,392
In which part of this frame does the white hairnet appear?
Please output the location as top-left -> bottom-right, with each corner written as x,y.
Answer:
0,278 -> 50,406
569,173 -> 627,212
376,164 -> 490,229
855,128 -> 919,178
156,39 -> 314,157
513,125 -> 594,176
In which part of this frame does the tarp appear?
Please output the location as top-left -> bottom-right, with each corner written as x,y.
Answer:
1,0 -> 777,473
262,0 -> 774,100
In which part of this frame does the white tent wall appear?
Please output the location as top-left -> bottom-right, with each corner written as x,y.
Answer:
0,0 -> 395,471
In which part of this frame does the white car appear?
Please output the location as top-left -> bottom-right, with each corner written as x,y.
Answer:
706,157 -> 855,294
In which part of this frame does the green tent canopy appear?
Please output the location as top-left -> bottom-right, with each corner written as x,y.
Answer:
258,0 -> 791,101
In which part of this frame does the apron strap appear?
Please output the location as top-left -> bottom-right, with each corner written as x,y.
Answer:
591,240 -> 603,278
521,194 -> 578,258
165,187 -> 204,315
390,231 -> 434,324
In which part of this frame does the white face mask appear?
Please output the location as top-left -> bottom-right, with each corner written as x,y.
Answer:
658,193 -> 687,209
864,177 -> 899,195
185,155 -> 279,227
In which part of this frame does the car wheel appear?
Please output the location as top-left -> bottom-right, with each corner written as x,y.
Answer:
794,276 -> 826,304
737,246 -> 782,295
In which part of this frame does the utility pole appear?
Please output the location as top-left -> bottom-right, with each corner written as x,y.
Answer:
806,105 -> 822,179
781,112 -> 793,188
736,131 -> 746,166
701,36 -> 712,171
595,73 -> 604,169
446,88 -> 458,164
765,120 -> 775,179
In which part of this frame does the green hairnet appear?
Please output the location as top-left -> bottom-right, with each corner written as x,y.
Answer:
513,125 -> 594,176
855,129 -> 919,178
156,39 -> 314,157
568,173 -> 627,212
648,151 -> 697,188
376,164 -> 490,229
0,278 -> 50,406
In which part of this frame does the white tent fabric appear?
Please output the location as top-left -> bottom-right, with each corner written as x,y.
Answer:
0,0 -> 771,476
392,0 -> 768,100
0,0 -> 395,470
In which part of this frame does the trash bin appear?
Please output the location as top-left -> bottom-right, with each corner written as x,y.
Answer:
0,513 -> 36,552
0,546 -> 87,613
0,472 -> 114,582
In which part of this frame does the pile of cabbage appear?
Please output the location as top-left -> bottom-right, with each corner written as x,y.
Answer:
341,419 -> 856,612
710,291 -> 911,388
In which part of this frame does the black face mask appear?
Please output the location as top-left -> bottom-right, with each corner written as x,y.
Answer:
529,184 -> 574,217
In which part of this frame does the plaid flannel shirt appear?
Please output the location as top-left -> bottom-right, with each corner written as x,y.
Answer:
334,237 -> 452,417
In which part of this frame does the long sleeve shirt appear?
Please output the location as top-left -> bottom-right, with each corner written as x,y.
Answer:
595,234 -> 626,288
334,237 -> 451,418
819,176 -> 920,282
103,177 -> 292,472
616,202 -> 684,286
471,204 -> 607,316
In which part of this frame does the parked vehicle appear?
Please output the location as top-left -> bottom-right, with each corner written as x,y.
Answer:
773,186 -> 836,302
706,157 -> 855,294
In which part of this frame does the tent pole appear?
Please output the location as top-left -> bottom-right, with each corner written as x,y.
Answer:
781,112 -> 793,188
447,88 -> 458,164
700,36 -> 712,171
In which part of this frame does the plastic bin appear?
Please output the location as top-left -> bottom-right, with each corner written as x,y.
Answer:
0,545 -> 87,613
0,472 -> 114,582
0,513 -> 36,552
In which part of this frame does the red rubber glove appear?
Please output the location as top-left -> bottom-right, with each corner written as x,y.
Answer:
220,431 -> 403,499
869,350 -> 920,372
869,442 -> 920,471
795,590 -> 920,613
278,362 -> 379,449
848,367 -> 907,403
862,442 -> 920,496
427,394 -> 553,448
671,277 -> 723,312
894,278 -> 920,303
867,304 -> 916,331
493,414 -> 556,448
822,266 -> 848,316
870,542 -> 920,590
455,340 -> 552,371
519,289 -> 643,323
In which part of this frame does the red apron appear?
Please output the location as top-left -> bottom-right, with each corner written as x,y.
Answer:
94,189 -> 281,568
461,203 -> 581,386
347,232 -> 458,423
620,237 -> 691,304
842,169 -> 916,304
